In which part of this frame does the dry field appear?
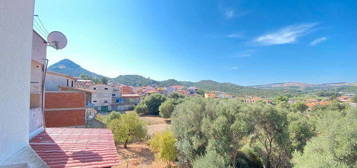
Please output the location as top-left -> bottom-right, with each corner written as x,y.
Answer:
114,115 -> 172,168
140,115 -> 171,136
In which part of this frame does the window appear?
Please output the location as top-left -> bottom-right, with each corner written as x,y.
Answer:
71,81 -> 74,87
66,79 -> 69,86
93,87 -> 96,90
104,100 -> 108,103
93,100 -> 97,103
112,94 -> 116,97
105,88 -> 108,90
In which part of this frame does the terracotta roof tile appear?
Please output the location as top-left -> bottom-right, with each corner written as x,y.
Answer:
30,128 -> 119,168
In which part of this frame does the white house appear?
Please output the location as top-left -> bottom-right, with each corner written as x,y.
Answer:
89,84 -> 114,111
45,71 -> 77,91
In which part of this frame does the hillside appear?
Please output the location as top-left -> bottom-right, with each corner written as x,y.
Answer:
49,59 -> 357,97
48,59 -> 104,79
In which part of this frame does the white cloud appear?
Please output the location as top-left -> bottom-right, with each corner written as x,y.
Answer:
310,37 -> 327,46
254,23 -> 318,46
224,9 -> 235,19
227,33 -> 243,38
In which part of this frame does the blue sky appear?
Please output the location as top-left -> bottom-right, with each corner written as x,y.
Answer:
35,0 -> 357,85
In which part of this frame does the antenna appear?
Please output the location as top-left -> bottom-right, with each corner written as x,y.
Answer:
47,31 -> 67,50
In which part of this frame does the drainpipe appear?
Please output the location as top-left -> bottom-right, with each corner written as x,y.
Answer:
41,59 -> 48,131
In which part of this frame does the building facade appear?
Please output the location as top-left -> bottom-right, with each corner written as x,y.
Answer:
45,71 -> 77,91
89,84 -> 114,111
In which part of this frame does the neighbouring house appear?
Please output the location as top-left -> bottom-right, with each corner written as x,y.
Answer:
44,91 -> 86,127
45,71 -> 77,91
89,84 -> 113,112
187,86 -> 198,95
306,101 -> 331,108
204,92 -> 217,98
120,85 -> 135,94
337,95 -> 353,102
135,86 -> 159,96
75,79 -> 95,89
244,96 -> 263,103
112,94 -> 141,111
1,3 -> 118,167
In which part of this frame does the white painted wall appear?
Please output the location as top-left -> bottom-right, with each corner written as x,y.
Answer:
45,72 -> 75,91
0,0 -> 35,162
29,32 -> 46,136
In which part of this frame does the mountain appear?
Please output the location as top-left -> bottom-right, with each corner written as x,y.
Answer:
253,82 -> 357,90
253,82 -> 316,90
48,59 -> 104,79
112,75 -> 159,86
49,59 -> 357,97
112,77 -> 282,97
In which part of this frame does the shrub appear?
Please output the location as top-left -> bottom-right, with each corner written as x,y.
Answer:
109,111 -> 147,148
135,103 -> 148,114
159,99 -> 175,118
140,93 -> 167,115
149,131 -> 177,164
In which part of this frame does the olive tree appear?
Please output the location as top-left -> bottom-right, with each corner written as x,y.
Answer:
159,99 -> 175,118
140,93 -> 167,115
249,103 -> 292,168
109,112 -> 147,148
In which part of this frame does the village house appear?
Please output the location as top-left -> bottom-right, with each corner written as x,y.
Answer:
187,86 -> 198,95
89,84 -> 114,111
45,71 -> 77,91
120,85 -> 135,94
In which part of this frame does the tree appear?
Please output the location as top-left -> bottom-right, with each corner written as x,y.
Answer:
192,150 -> 228,168
105,111 -> 121,125
352,96 -> 357,103
273,96 -> 289,105
101,77 -> 108,84
141,93 -> 167,115
196,89 -> 205,97
149,131 -> 177,165
80,74 -> 90,80
249,104 -> 291,168
287,113 -> 315,152
172,97 -> 254,166
159,99 -> 175,118
109,112 -> 147,148
168,92 -> 185,100
172,97 -> 214,165
135,103 -> 148,114
291,102 -> 308,113
293,109 -> 357,167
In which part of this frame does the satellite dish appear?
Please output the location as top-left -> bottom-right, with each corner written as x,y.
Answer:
47,31 -> 67,50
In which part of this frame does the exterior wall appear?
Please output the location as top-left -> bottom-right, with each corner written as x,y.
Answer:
45,92 -> 85,108
29,31 -> 47,137
89,84 -> 113,107
45,72 -> 76,91
0,0 -> 35,162
45,110 -> 85,127
31,31 -> 46,62
45,91 -> 86,127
